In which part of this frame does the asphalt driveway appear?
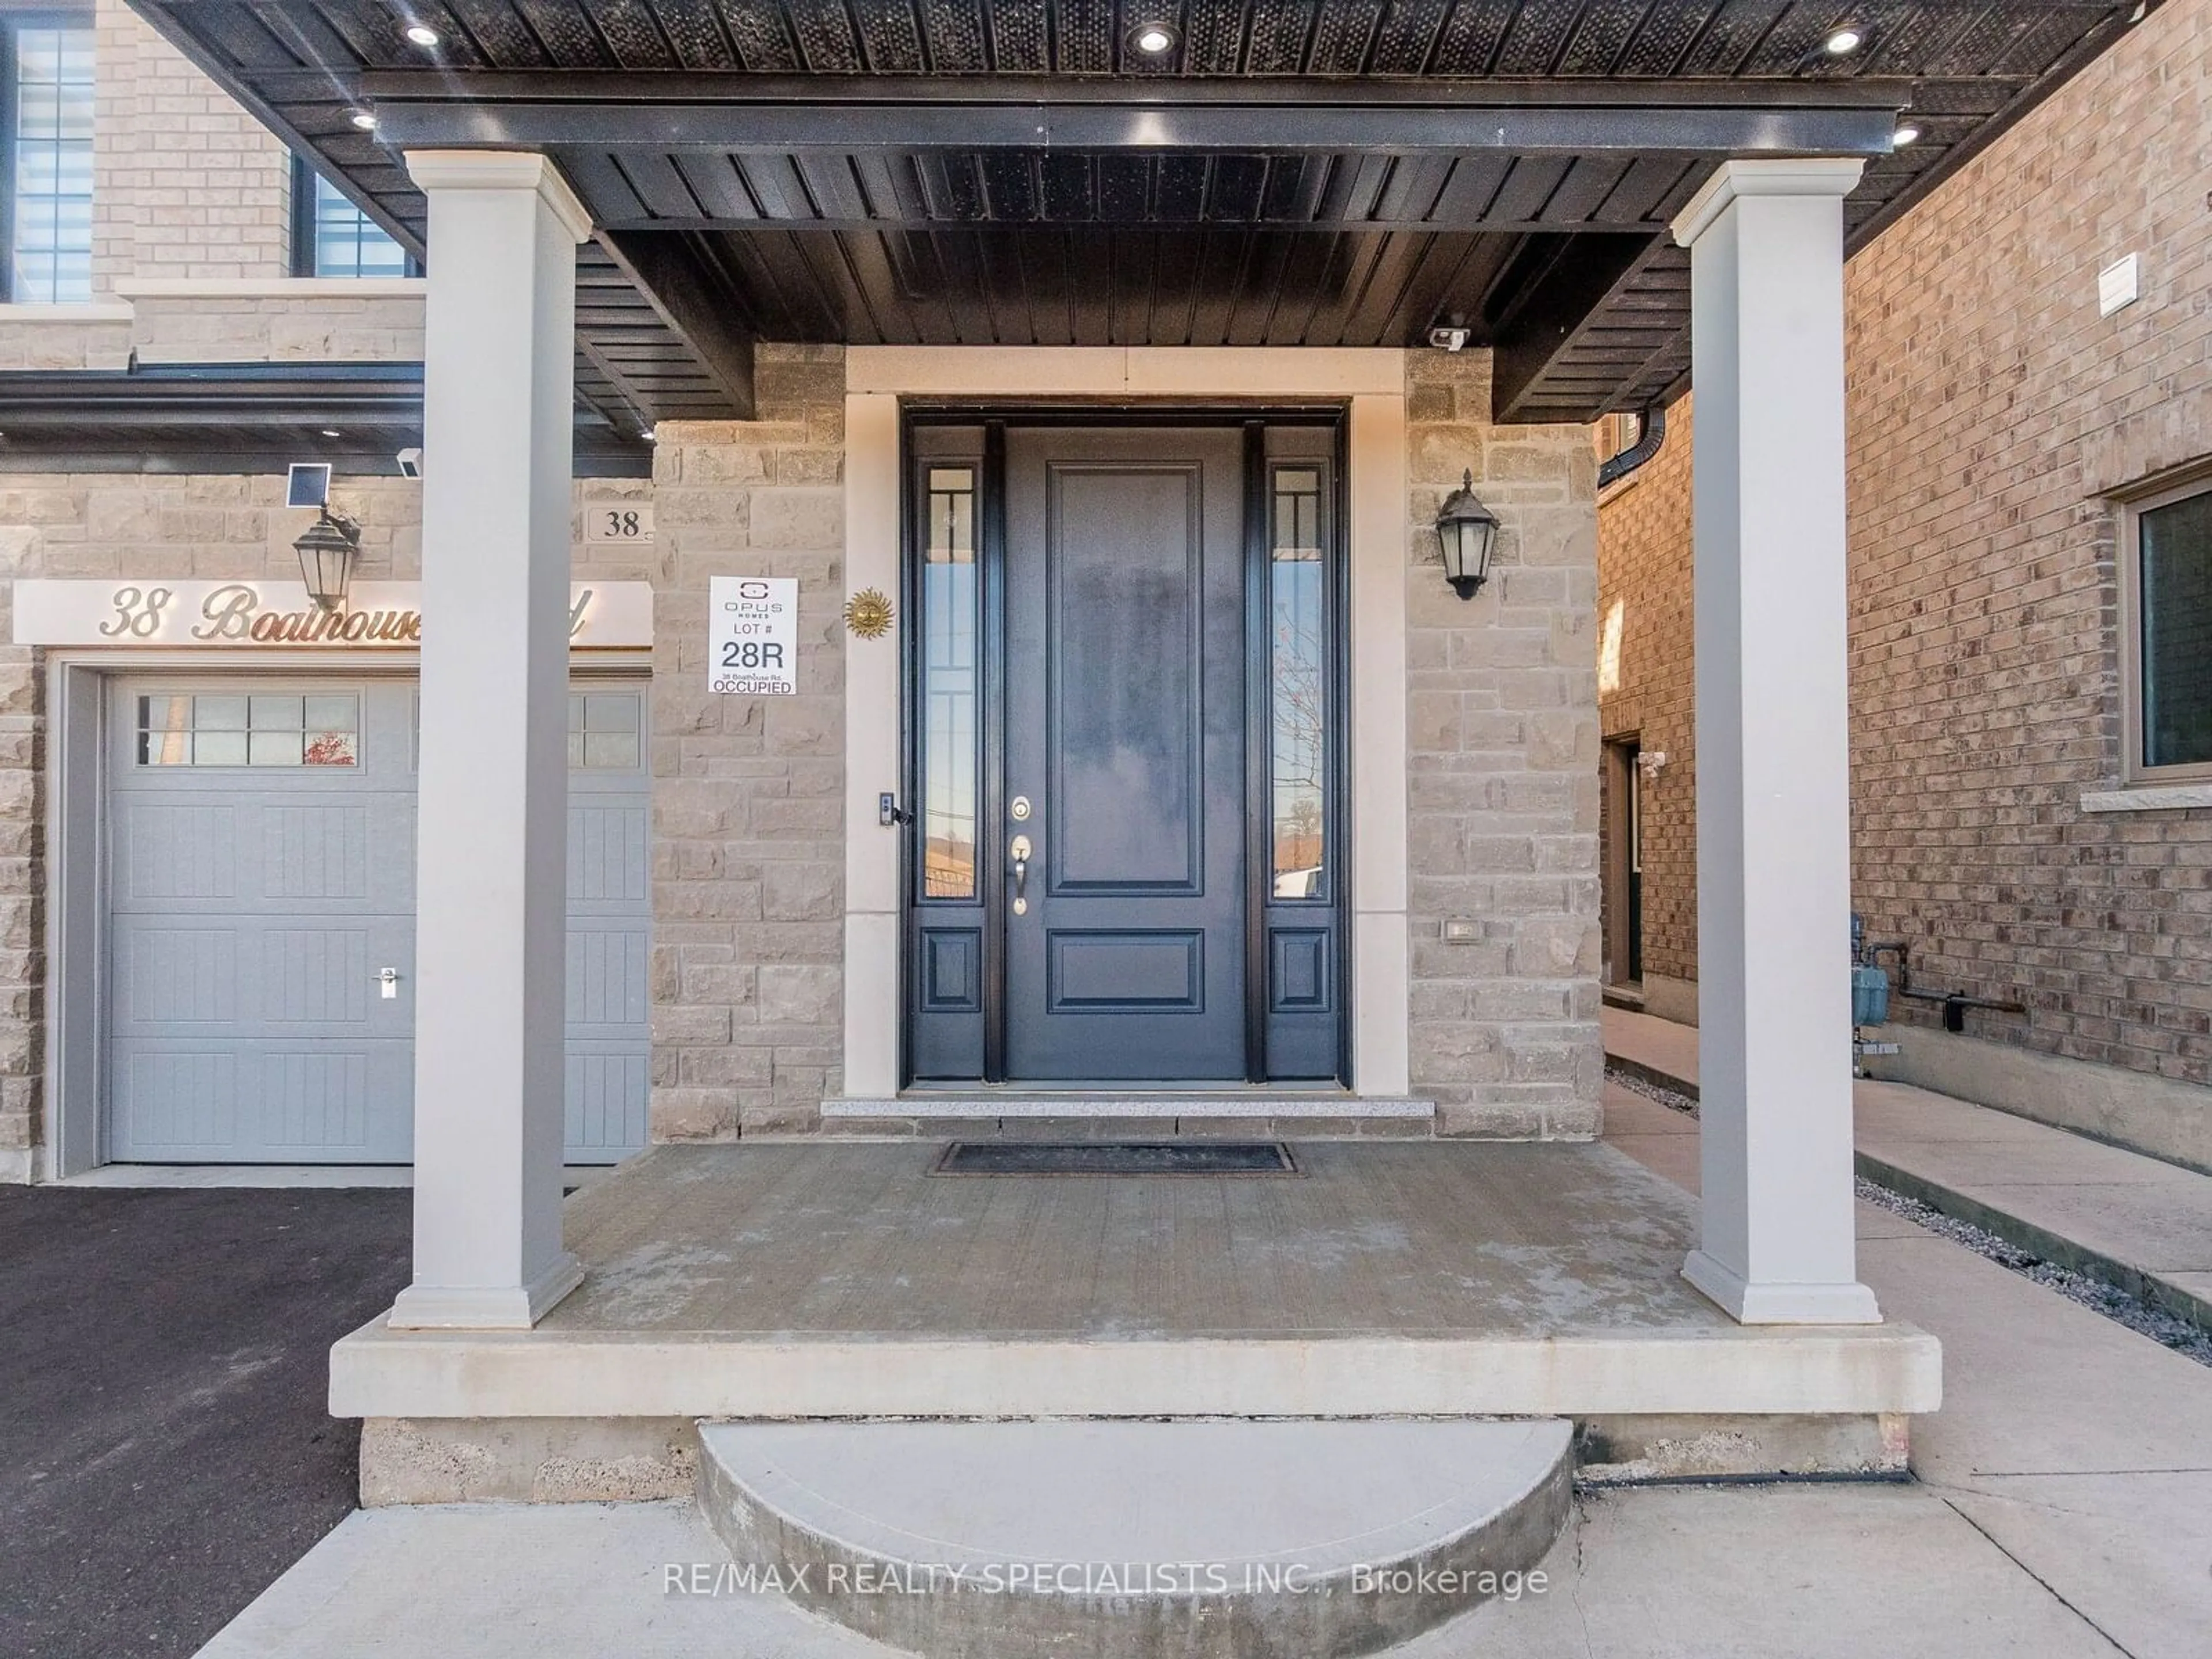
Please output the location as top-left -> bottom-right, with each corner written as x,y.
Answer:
0,1185 -> 410,1658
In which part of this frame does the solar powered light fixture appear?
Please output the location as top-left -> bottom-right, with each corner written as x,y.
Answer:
1435,471 -> 1500,601
288,460 -> 360,611
293,509 -> 363,612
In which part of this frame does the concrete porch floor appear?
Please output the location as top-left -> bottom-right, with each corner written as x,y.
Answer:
332,1140 -> 1936,1428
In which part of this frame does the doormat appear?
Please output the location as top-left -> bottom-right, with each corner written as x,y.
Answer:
931,1142 -> 1300,1177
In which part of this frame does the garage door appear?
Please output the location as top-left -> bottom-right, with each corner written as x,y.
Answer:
105,680 -> 650,1165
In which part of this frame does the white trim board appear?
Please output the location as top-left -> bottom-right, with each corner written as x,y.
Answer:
112,278 -> 426,300
846,346 -> 1406,397
838,348 -> 1411,1102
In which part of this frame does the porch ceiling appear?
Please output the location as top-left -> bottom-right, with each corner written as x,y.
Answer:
130,0 -> 2154,426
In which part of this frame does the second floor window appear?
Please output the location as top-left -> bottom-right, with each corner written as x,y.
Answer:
5,21 -> 94,302
293,160 -> 412,278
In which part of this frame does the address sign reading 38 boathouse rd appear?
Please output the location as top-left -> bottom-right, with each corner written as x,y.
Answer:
9,579 -> 654,649
709,576 -> 798,696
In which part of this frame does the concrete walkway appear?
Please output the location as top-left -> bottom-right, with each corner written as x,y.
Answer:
1594,1075 -> 2212,1659
1603,1005 -> 2212,1333
195,1086 -> 2212,1657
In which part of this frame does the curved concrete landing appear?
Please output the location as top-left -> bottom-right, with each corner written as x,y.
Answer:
697,1418 -> 1572,1658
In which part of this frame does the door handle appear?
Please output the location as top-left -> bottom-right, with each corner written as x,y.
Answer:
375,967 -> 402,1001
1010,834 -> 1032,915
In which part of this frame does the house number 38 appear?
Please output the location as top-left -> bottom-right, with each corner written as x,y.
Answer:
100,586 -> 175,638
590,506 -> 653,543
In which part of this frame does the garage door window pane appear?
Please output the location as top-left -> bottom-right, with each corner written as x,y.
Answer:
137,696 -> 195,765
570,692 -> 641,769
249,729 -> 302,766
302,695 -> 359,766
135,691 -> 357,767
195,730 -> 249,766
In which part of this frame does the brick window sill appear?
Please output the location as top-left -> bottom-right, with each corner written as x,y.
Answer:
2078,782 -> 2212,813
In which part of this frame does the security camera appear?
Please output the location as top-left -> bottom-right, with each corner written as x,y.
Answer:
396,448 -> 423,479
1427,325 -> 1471,353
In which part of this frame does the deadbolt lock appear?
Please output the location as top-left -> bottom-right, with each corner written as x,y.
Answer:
1010,796 -> 1032,821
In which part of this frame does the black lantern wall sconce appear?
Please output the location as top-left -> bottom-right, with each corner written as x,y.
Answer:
293,509 -> 363,611
1435,471 -> 1500,600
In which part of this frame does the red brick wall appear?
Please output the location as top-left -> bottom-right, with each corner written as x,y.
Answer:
1596,399 -> 1697,989
1597,0 -> 2212,1081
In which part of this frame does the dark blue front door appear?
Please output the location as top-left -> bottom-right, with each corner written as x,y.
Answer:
1002,427 -> 1249,1081
904,418 -> 1345,1088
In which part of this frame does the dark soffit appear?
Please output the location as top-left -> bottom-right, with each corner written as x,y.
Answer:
124,1 -> 2158,426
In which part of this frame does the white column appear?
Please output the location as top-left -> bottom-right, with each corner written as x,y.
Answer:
1349,391 -> 1411,1099
1672,158 -> 1881,1325
388,152 -> 590,1330
842,391 -> 902,1098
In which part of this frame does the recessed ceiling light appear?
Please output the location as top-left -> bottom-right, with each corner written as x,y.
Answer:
1130,22 -> 1177,55
404,23 -> 441,48
321,429 -> 342,438
349,109 -> 377,130
1892,122 -> 1922,146
1824,26 -> 1864,55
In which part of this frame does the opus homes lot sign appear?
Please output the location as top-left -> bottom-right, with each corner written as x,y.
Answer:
707,575 -> 798,696
10,579 -> 655,649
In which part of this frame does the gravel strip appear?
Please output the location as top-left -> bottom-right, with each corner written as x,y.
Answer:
1853,1179 -> 2212,1366
1604,1060 -> 2212,1368
1606,1063 -> 1699,1118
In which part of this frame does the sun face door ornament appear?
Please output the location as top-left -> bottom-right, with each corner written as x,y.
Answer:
843,587 -> 895,639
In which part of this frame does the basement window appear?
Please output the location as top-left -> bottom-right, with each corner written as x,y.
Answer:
2124,478 -> 2212,782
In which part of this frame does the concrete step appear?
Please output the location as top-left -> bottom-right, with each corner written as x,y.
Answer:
696,1417 -> 1572,1658
820,1096 -> 1437,1136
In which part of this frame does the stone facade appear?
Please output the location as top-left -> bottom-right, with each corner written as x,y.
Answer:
0,15 -> 1615,1164
121,284 -> 427,364
647,347 -> 849,1141
1405,351 -> 1603,1137
635,346 -> 1604,1145
1598,0 -> 2212,1124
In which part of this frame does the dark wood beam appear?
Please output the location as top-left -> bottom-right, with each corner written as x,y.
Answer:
1490,236 -> 1662,423
356,72 -> 1926,111
374,99 -> 1903,159
594,232 -> 757,420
